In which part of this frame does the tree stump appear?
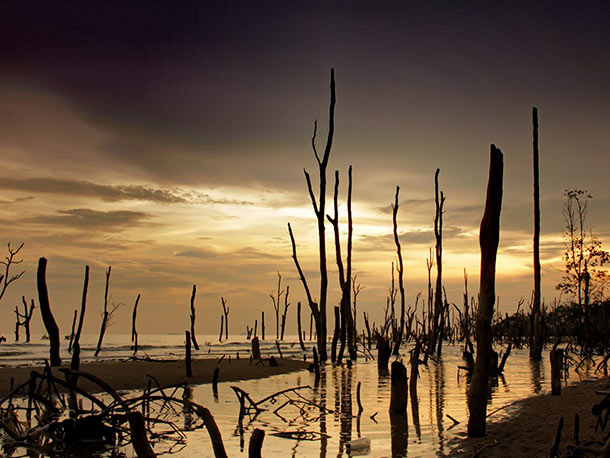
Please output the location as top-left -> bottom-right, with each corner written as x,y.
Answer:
550,347 -> 563,395
389,361 -> 408,413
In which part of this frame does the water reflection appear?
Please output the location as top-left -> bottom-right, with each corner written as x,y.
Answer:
389,412 -> 408,457
530,358 -> 544,394
434,359 -> 445,455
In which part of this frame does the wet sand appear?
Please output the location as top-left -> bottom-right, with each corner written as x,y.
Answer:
448,377 -> 610,457
0,357 -> 310,398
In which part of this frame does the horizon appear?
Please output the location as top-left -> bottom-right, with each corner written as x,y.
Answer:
1,1 -> 609,337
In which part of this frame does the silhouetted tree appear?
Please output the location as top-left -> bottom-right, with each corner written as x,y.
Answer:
95,267 -> 120,357
391,186 -> 406,355
0,242 -> 25,304
190,285 -> 199,350
327,166 -> 356,361
467,145 -> 503,437
556,190 -> 609,322
37,257 -> 61,366
530,106 -> 543,360
288,68 -> 336,361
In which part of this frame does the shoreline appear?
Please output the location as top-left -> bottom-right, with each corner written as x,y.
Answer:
0,357 -> 310,398
447,376 -> 610,457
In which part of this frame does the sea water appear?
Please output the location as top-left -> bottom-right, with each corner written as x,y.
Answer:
0,334 -> 597,457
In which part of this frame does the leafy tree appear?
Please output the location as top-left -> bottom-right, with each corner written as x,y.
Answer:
556,189 -> 609,314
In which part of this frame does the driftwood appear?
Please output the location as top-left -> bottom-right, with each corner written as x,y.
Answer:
0,367 -> 227,457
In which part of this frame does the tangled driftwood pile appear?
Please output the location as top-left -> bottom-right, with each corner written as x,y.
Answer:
0,364 -> 227,457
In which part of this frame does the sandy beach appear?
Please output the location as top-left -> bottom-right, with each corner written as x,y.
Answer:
0,357 -> 310,398
448,377 -> 610,457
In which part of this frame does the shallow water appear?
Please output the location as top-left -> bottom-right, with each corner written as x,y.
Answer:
0,334 -> 598,457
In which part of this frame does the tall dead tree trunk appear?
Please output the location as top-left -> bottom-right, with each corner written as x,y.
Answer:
431,169 -> 446,357
36,257 -> 61,366
467,145 -> 504,437
190,285 -> 200,350
95,266 -> 111,357
531,106 -> 543,360
289,68 -> 335,362
392,186 -> 406,355
327,167 -> 356,361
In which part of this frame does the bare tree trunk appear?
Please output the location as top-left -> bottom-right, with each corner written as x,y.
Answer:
392,187 -> 406,355
261,311 -> 265,340
95,266 -> 111,357
189,285 -> 199,350
297,302 -> 306,351
185,331 -> 192,378
531,106 -> 543,360
221,297 -> 229,340
218,315 -> 224,342
467,145 -> 504,438
22,297 -> 34,343
389,361 -> 408,413
71,265 -> 89,370
68,309 -> 77,352
36,257 -> 61,366
432,169 -> 446,357
131,294 -> 141,353
280,286 -> 290,340
327,167 -> 356,361
289,68 -> 335,362
331,305 -> 340,363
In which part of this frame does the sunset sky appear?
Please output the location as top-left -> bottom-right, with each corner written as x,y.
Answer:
1,1 -> 609,337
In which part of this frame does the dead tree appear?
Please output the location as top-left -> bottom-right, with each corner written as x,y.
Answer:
15,296 -> 35,342
331,306 -> 340,363
95,267 -> 111,357
530,106 -> 543,360
327,167 -> 356,361
131,294 -> 141,353
431,169 -> 446,357
352,275 -> 362,345
270,272 -> 285,340
94,268 -> 120,357
190,285 -> 199,350
36,257 -> 61,366
389,361 -> 408,413
280,285 -> 290,340
218,315 -> 224,342
71,265 -> 89,370
185,331 -> 192,377
0,242 -> 25,305
392,186 -> 406,355
467,145 -> 504,437
68,309 -> 77,352
221,297 -> 229,340
288,68 -> 335,362
261,311 -> 265,340
297,301 -> 306,351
